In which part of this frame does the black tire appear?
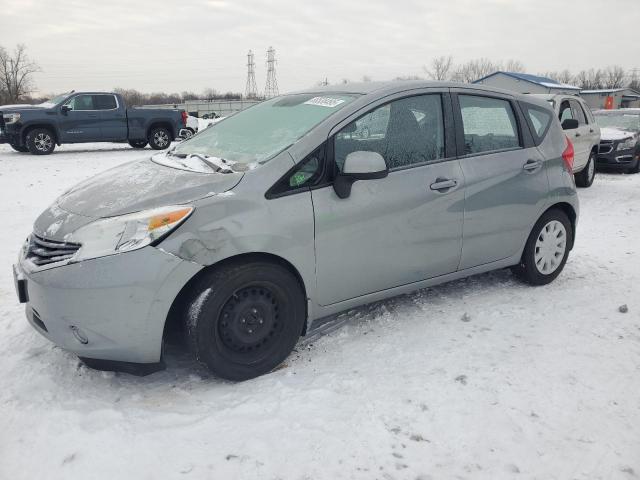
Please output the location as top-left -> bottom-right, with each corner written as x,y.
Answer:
511,208 -> 573,286
148,126 -> 172,150
183,128 -> 195,139
185,261 -> 306,381
25,128 -> 56,155
128,140 -> 148,149
575,151 -> 596,188
9,143 -> 29,153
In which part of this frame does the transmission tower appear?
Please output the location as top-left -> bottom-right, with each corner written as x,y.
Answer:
264,46 -> 279,98
245,50 -> 258,99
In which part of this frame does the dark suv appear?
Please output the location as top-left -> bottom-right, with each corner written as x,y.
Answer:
594,109 -> 640,173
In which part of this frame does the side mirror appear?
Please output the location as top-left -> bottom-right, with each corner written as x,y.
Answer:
333,151 -> 388,199
61,105 -> 72,114
561,118 -> 579,130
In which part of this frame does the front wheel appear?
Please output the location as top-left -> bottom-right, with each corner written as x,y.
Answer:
575,151 -> 596,187
148,127 -> 172,150
511,209 -> 573,286
185,261 -> 306,381
128,140 -> 148,149
25,128 -> 56,155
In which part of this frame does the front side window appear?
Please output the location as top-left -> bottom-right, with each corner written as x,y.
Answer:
65,95 -> 94,111
173,93 -> 358,164
459,95 -> 520,154
93,94 -> 117,110
334,94 -> 445,171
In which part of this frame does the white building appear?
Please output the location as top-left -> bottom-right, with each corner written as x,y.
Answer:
473,71 -> 581,95
579,88 -> 640,110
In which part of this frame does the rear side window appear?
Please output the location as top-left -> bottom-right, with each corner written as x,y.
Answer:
93,94 -> 117,110
521,102 -> 553,144
570,99 -> 587,125
458,95 -> 520,155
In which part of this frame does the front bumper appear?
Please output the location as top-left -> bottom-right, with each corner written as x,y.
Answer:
0,123 -> 21,145
15,246 -> 202,369
596,146 -> 639,170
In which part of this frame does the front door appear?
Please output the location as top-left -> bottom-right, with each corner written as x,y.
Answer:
312,92 -> 464,306
453,92 -> 550,270
58,94 -> 102,142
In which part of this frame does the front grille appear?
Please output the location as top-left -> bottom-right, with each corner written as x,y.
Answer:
26,234 -> 81,266
598,141 -> 614,154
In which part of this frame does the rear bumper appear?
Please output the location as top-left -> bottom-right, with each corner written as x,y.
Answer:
16,246 -> 202,367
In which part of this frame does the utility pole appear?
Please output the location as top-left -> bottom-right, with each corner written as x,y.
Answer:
245,50 -> 258,99
264,46 -> 279,98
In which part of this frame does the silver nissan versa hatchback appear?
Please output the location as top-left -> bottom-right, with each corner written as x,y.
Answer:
14,81 -> 579,381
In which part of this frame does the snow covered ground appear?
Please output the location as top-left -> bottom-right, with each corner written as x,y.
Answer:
0,142 -> 639,480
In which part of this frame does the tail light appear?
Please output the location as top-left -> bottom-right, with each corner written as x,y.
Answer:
562,136 -> 574,172
181,111 -> 188,126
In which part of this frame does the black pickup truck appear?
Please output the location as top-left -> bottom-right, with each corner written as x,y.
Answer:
0,91 -> 187,155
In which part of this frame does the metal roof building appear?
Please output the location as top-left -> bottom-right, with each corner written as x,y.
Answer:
473,71 -> 581,95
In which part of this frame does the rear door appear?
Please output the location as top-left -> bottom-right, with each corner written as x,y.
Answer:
58,94 -> 102,142
312,91 -> 464,306
94,94 -> 127,140
452,91 -> 549,270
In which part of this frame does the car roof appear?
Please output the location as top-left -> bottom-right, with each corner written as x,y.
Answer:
289,80 -> 527,99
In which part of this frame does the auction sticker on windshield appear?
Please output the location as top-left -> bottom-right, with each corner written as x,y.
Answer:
304,97 -> 346,108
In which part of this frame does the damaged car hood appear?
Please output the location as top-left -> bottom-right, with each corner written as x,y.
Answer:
34,156 -> 243,241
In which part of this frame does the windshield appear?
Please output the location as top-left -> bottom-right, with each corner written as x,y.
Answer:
594,112 -> 640,131
39,92 -> 72,106
173,93 -> 359,164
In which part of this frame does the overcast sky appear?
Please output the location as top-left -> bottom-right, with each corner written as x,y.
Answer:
1,0 -> 639,96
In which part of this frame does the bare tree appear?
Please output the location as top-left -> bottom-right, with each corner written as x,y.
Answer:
603,65 -> 626,89
0,44 -> 40,103
629,70 -> 640,92
202,88 -> 218,101
425,55 -> 453,81
452,58 -> 498,83
503,59 -> 525,73
575,69 -> 604,90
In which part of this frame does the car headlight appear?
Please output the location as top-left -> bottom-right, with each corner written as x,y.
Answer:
66,205 -> 193,261
617,137 -> 637,151
3,113 -> 21,124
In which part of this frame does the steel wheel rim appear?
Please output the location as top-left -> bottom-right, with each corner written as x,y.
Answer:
534,220 -> 567,275
218,286 -> 282,354
35,133 -> 52,151
154,130 -> 169,147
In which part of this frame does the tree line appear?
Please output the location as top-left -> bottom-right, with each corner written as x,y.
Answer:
422,56 -> 639,90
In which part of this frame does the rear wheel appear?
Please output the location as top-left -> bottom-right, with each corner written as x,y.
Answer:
148,126 -> 171,150
128,140 -> 147,149
185,261 -> 306,381
25,128 -> 56,155
575,151 -> 596,187
9,143 -> 28,153
512,209 -> 573,286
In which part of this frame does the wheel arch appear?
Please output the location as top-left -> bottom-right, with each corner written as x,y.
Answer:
162,252 -> 310,344
541,202 -> 577,250
147,121 -> 175,139
22,123 -> 60,145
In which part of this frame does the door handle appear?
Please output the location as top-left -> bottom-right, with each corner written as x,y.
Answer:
430,178 -> 457,191
88,114 -> 98,118
523,159 -> 542,172
590,129 -> 594,133
575,132 -> 581,137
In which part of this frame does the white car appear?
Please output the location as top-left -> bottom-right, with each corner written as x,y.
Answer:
181,114 -> 199,139
530,94 -> 600,187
